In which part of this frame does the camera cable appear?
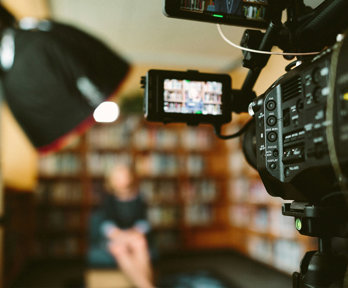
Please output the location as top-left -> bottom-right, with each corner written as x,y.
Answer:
217,24 -> 320,56
214,118 -> 253,140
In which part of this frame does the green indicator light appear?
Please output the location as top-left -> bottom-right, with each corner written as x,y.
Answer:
213,14 -> 224,18
295,218 -> 302,231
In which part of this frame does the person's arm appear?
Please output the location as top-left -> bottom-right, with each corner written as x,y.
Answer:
134,219 -> 151,234
100,220 -> 119,238
133,195 -> 151,234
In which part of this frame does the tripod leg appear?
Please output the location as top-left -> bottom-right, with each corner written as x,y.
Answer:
295,249 -> 347,287
292,271 -> 300,288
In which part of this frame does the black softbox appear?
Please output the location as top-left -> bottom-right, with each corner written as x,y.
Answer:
1,20 -> 130,152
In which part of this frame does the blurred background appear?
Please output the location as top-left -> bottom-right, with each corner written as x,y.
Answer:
1,0 -> 320,287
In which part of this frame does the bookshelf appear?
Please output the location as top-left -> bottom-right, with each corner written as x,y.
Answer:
242,0 -> 268,20
34,115 -> 229,258
225,114 -> 316,274
34,114 -> 315,274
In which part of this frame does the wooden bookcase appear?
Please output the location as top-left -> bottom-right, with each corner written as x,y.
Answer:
34,114 -> 315,274
242,0 -> 268,20
34,115 -> 229,258
224,114 -> 316,274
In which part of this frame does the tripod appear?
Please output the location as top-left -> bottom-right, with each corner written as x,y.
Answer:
282,202 -> 348,288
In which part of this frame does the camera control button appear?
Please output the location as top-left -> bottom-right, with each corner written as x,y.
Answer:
284,167 -> 291,177
269,163 -> 277,170
266,100 -> 276,111
267,116 -> 277,126
267,131 -> 278,142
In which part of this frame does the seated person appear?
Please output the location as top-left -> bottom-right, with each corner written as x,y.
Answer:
88,163 -> 154,288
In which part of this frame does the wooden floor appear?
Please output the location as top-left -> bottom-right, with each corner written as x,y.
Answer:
12,251 -> 292,288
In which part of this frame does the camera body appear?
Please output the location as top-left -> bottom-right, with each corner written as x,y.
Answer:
142,69 -> 232,126
142,0 -> 348,203
250,39 -> 348,202
142,1 -> 348,285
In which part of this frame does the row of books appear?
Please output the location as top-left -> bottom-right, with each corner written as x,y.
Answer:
87,152 -> 132,176
229,204 -> 297,238
135,153 -> 180,176
147,206 -> 179,227
133,128 -> 179,150
164,91 -> 222,104
243,4 -> 266,20
36,177 -> 219,206
180,0 -> 206,12
38,152 -> 215,177
139,179 -> 218,204
181,127 -> 214,150
148,205 -> 214,227
87,125 -> 215,151
228,150 -> 249,176
181,180 -> 218,203
229,178 -> 283,205
164,79 -> 222,94
164,102 -> 222,115
135,153 -> 208,177
37,210 -> 82,230
164,91 -> 185,103
184,204 -> 213,226
39,154 -> 81,176
140,180 -> 178,204
36,182 -> 83,203
34,237 -> 80,257
164,79 -> 183,90
87,124 -> 131,149
204,93 -> 222,104
87,116 -> 140,149
247,236 -> 303,273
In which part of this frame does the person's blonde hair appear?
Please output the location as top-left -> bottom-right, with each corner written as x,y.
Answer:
104,162 -> 137,193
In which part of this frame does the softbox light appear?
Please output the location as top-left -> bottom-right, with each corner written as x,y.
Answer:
0,19 -> 130,153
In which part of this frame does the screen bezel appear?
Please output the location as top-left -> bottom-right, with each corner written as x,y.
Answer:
163,0 -> 269,29
149,69 -> 232,125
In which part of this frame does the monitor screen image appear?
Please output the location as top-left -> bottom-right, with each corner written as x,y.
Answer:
179,0 -> 268,21
163,79 -> 223,115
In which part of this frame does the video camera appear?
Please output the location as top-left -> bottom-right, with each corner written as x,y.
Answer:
141,1 -> 348,287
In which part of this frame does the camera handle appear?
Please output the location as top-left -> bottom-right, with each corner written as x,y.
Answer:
231,20 -> 281,114
282,202 -> 348,288
214,19 -> 282,140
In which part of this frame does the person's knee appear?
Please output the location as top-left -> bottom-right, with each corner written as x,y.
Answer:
132,234 -> 148,251
108,242 -> 127,258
